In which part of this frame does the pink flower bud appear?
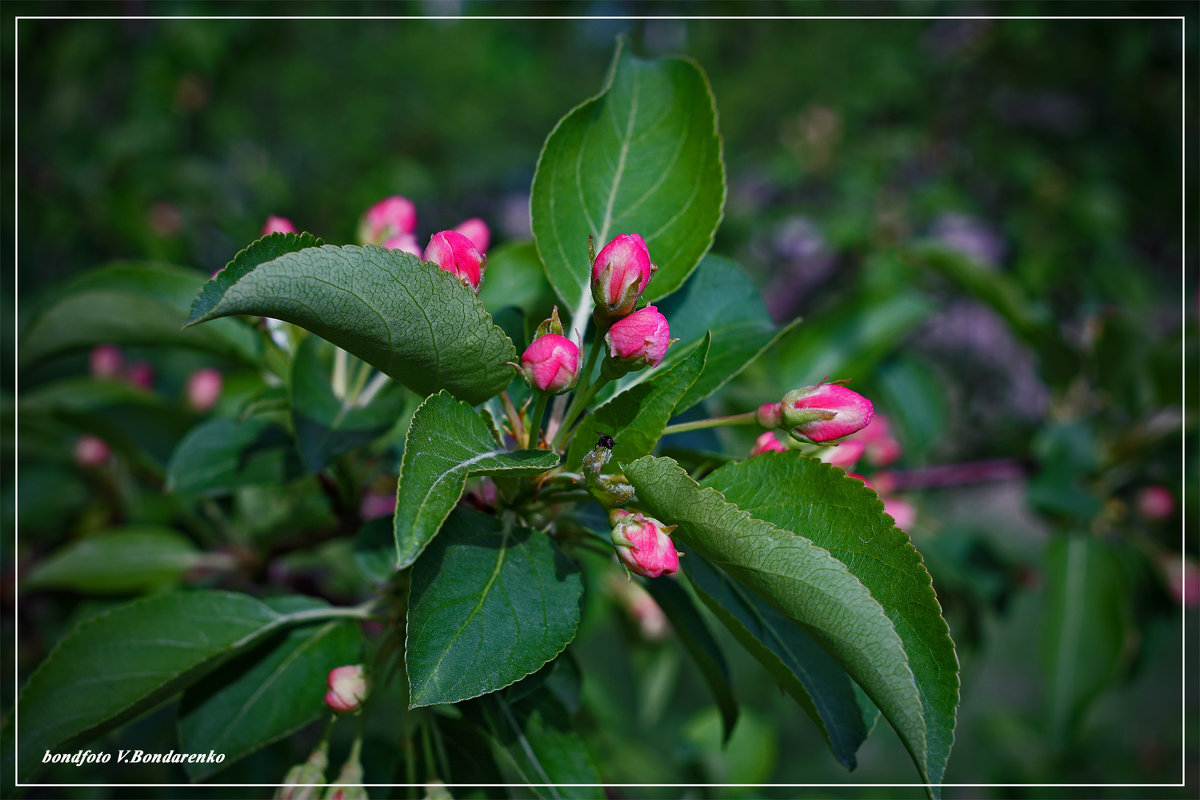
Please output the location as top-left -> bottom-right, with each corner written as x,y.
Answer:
424,230 -> 485,292
277,741 -> 329,800
185,368 -> 223,412
610,509 -> 680,579
325,665 -> 368,713
1137,485 -> 1175,521
755,401 -> 783,429
382,233 -> 422,257
127,361 -> 154,391
818,439 -> 865,470
882,496 -> 916,530
591,234 -> 655,317
604,306 -> 672,371
73,435 -> 111,468
361,195 -> 417,243
781,383 -> 874,443
262,215 -> 297,236
518,333 -> 580,394
89,344 -> 125,380
750,432 -> 787,457
453,217 -> 491,253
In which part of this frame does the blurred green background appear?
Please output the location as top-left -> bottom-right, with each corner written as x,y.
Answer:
7,6 -> 1197,796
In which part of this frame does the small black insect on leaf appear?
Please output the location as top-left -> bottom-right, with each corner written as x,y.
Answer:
596,432 -> 615,450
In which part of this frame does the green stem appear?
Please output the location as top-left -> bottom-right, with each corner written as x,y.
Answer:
420,711 -> 438,780
553,375 -> 611,451
333,347 -> 349,399
281,600 -> 380,625
528,392 -> 550,448
345,358 -> 374,406
661,411 -> 759,436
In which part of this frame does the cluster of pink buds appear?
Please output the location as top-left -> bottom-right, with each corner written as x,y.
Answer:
324,665 -> 368,713
353,196 -> 490,292
89,344 -> 155,391
609,509 -> 681,578
586,233 -> 674,378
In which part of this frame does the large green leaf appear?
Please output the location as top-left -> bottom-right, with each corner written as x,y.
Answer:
623,456 -> 932,793
185,241 -> 517,405
289,335 -> 408,472
685,555 -> 878,771
394,391 -> 560,569
13,590 -> 356,782
565,334 -> 709,471
1039,535 -> 1132,742
622,255 -> 801,411
478,688 -> 603,799
406,508 -> 583,708
702,452 -> 959,786
531,38 -> 724,332
643,575 -> 739,744
166,416 -> 304,496
177,596 -> 364,780
19,261 -> 261,371
22,526 -> 205,595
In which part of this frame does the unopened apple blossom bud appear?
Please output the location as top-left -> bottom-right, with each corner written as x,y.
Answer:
73,436 -> 111,468
275,741 -> 328,800
818,439 -> 865,470
324,665 -> 368,713
262,216 -> 297,236
89,344 -> 125,379
592,233 -> 656,317
603,306 -> 673,375
517,333 -> 580,394
382,233 -> 422,257
186,368 -> 223,412
756,401 -> 783,429
1137,485 -> 1175,521
781,383 -> 874,443
359,195 -> 416,244
127,361 -> 154,391
610,509 -> 680,579
424,230 -> 485,291
750,432 -> 787,457
454,217 -> 491,252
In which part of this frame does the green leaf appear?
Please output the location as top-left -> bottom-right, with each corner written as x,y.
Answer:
703,452 -> 958,788
22,526 -> 205,595
531,37 -> 724,329
166,416 -> 304,496
289,335 -> 408,472
394,391 -> 559,569
642,575 -> 739,744
13,590 -> 349,782
685,554 -> 878,771
185,243 -> 517,405
406,508 -> 583,708
353,517 -> 395,585
625,255 -> 801,411
19,262 -> 261,371
1039,535 -> 1133,742
623,456 -> 933,793
478,688 -> 602,797
177,596 -> 364,780
565,334 -> 709,471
